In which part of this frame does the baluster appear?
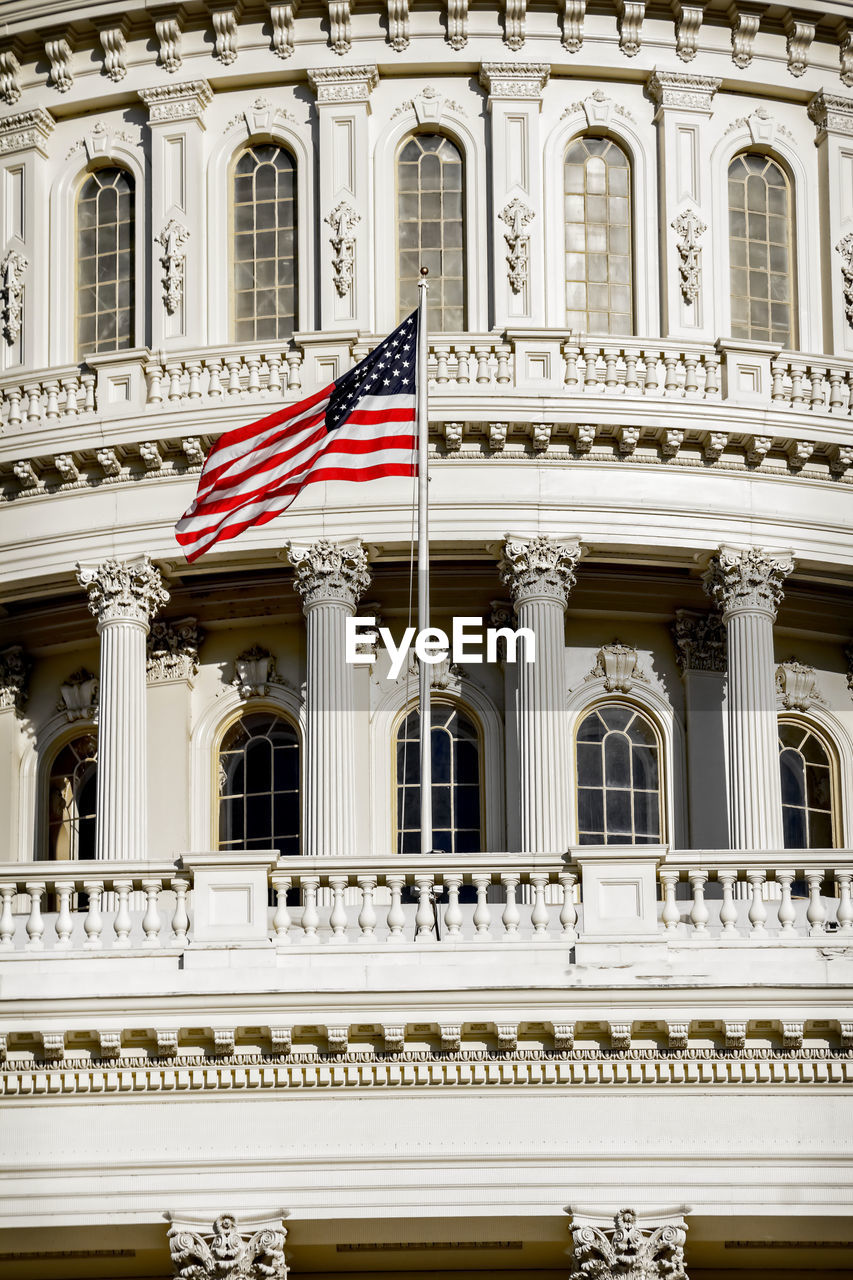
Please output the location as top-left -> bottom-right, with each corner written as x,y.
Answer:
79,372 -> 96,413
246,355 -> 262,393
24,881 -> 45,950
386,874 -> 405,939
770,358 -> 786,401
301,875 -> 320,939
187,360 -> 203,400
563,343 -> 580,389
205,357 -> 224,398
530,873 -> 549,936
475,346 -> 491,383
473,873 -> 492,938
25,384 -> 42,422
663,352 -> 679,394
61,377 -> 80,416
167,361 -> 183,401
500,873 -> 520,940
433,344 -> 450,383
455,347 -> 472,384
329,875 -> 348,941
415,875 -> 436,938
718,871 -> 739,935
828,369 -> 844,412
495,343 -> 512,384
146,362 -> 164,404
603,347 -> 619,389
558,871 -> 577,940
582,345 -> 599,390
836,871 -> 853,934
776,870 -> 796,933
141,879 -> 163,948
789,362 -> 806,405
704,351 -> 720,397
683,352 -> 699,395
747,870 -> 767,935
805,870 -> 826,935
643,350 -> 660,395
266,353 -> 283,393
226,357 -> 243,395
271,873 -> 292,943
688,870 -> 709,932
5,387 -> 23,426
171,876 -> 190,947
44,380 -> 60,420
113,878 -> 133,948
286,350 -> 302,389
660,870 -> 680,933
623,349 -> 639,393
0,884 -> 16,948
809,367 -> 825,411
443,874 -> 463,937
83,880 -> 104,949
55,882 -> 74,948
357,875 -> 378,942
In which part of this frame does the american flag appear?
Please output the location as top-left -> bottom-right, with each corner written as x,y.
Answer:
175,311 -> 419,562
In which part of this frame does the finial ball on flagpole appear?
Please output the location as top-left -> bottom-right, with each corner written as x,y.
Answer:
420,266 -> 429,276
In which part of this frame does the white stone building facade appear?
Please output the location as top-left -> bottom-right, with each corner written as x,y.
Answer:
1,1 -> 853,1278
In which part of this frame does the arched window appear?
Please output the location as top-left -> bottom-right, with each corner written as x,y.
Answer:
77,168 -> 135,355
728,152 -> 795,347
397,133 -> 465,331
46,734 -> 97,860
395,703 -> 481,854
779,722 -> 836,848
218,712 -> 300,854
576,704 -> 662,844
564,136 -> 632,336
233,145 -> 297,343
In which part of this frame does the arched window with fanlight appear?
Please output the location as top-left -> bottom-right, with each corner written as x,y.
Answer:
233,144 -> 297,343
77,167 -> 135,356
395,702 -> 481,854
575,704 -> 663,844
218,712 -> 300,854
397,132 -> 465,331
564,136 -> 633,336
46,734 -> 98,860
728,152 -> 796,347
779,721 -> 837,849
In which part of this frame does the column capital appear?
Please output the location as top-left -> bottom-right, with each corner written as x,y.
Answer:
138,79 -> 213,124
499,534 -> 582,608
287,537 -> 370,610
0,106 -> 55,157
77,555 -> 170,627
646,68 -> 721,115
307,65 -> 379,105
478,62 -> 550,102
0,644 -> 30,710
567,1207 -> 688,1280
702,545 -> 793,620
808,90 -> 853,140
672,608 -> 727,672
168,1212 -> 288,1280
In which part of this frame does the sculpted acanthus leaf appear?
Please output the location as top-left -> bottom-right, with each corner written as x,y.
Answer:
288,538 -> 370,609
499,199 -> 534,295
77,556 -> 170,626
325,202 -> 360,297
671,208 -> 706,303
569,1208 -> 687,1280
1,248 -> 27,345
168,1213 -> 288,1280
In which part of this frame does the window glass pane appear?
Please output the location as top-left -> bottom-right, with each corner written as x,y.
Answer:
779,726 -> 836,850
47,735 -> 98,860
395,704 -> 481,854
563,136 -> 633,335
397,133 -> 466,331
232,146 -> 298,342
728,153 -> 794,347
576,706 -> 662,843
77,168 -> 134,356
218,713 -> 300,854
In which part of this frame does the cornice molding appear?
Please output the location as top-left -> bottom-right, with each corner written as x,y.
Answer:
478,62 -> 550,101
307,65 -> 379,104
0,107 -> 55,156
139,79 -> 213,124
647,69 -> 721,115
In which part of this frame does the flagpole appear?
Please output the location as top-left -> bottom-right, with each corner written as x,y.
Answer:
417,269 -> 432,857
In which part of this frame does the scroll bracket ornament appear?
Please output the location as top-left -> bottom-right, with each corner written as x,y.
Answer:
156,219 -> 190,316
567,1207 -> 688,1280
499,198 -> 534,294
167,1211 -> 288,1280
325,201 -> 360,297
837,233 -> 853,329
1,248 -> 27,345
671,207 -> 706,302
446,0 -> 469,49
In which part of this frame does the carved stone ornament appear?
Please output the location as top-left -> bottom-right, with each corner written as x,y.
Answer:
0,108 -> 55,158
77,555 -> 170,627
502,0 -> 527,50
211,6 -> 240,64
390,84 -> 467,123
287,538 -> 370,609
0,644 -> 29,710
647,69 -> 720,113
98,23 -> 128,82
589,641 -> 646,693
616,0 -> 645,57
168,1213 -> 288,1280
784,14 -> 814,78
387,0 -> 410,50
0,50 -> 22,106
499,199 -> 534,295
478,63 -> 550,101
808,92 -> 853,139
671,208 -> 706,302
405,651 -> 461,690
674,2 -> 703,62
147,617 -> 204,682
156,219 -> 190,315
728,5 -> 759,69
841,27 -> 853,89
154,15 -> 183,72
326,0 -> 353,55
58,669 -> 99,721
325,201 -> 360,297
1,248 -> 27,346
45,37 -> 73,93
724,105 -> 793,145
776,659 -> 823,711
837,233 -> 853,329
845,643 -> 853,695
233,645 -> 285,699
499,535 -> 582,608
568,1208 -> 687,1280
702,546 -> 794,621
268,3 -> 299,59
307,65 -> 378,104
562,0 -> 586,52
446,0 -> 469,49
139,81 -> 214,125
672,609 -> 727,673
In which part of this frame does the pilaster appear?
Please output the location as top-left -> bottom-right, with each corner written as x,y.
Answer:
807,92 -> 853,357
479,63 -> 549,327
77,556 -> 169,861
307,66 -> 378,332
647,70 -> 720,341
672,608 -> 728,848
146,617 -> 203,856
0,108 -> 55,372
0,645 -> 30,864
703,546 -> 794,851
139,81 -> 213,350
287,538 -> 370,856
499,534 -> 581,853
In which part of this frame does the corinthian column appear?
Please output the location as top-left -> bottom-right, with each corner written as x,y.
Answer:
77,556 -> 169,861
287,538 -> 370,856
567,1208 -> 688,1280
703,546 -> 794,850
500,535 -> 582,853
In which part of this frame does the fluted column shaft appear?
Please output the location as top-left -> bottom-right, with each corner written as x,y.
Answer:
77,556 -> 169,861
500,536 -> 581,854
703,546 -> 794,850
289,539 -> 370,857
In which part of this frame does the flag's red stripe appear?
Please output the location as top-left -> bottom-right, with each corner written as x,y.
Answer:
304,463 -> 418,484
320,433 -> 416,456
192,409 -> 329,500
186,422 -> 328,510
203,384 -> 332,457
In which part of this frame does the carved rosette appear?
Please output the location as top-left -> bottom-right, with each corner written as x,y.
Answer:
0,644 -> 29,710
1,248 -> 27,345
168,1212 -> 288,1280
499,535 -> 582,608
672,609 -> 727,673
568,1209 -> 687,1280
147,617 -> 204,682
77,556 -> 170,628
288,538 -> 370,610
702,547 -> 793,621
